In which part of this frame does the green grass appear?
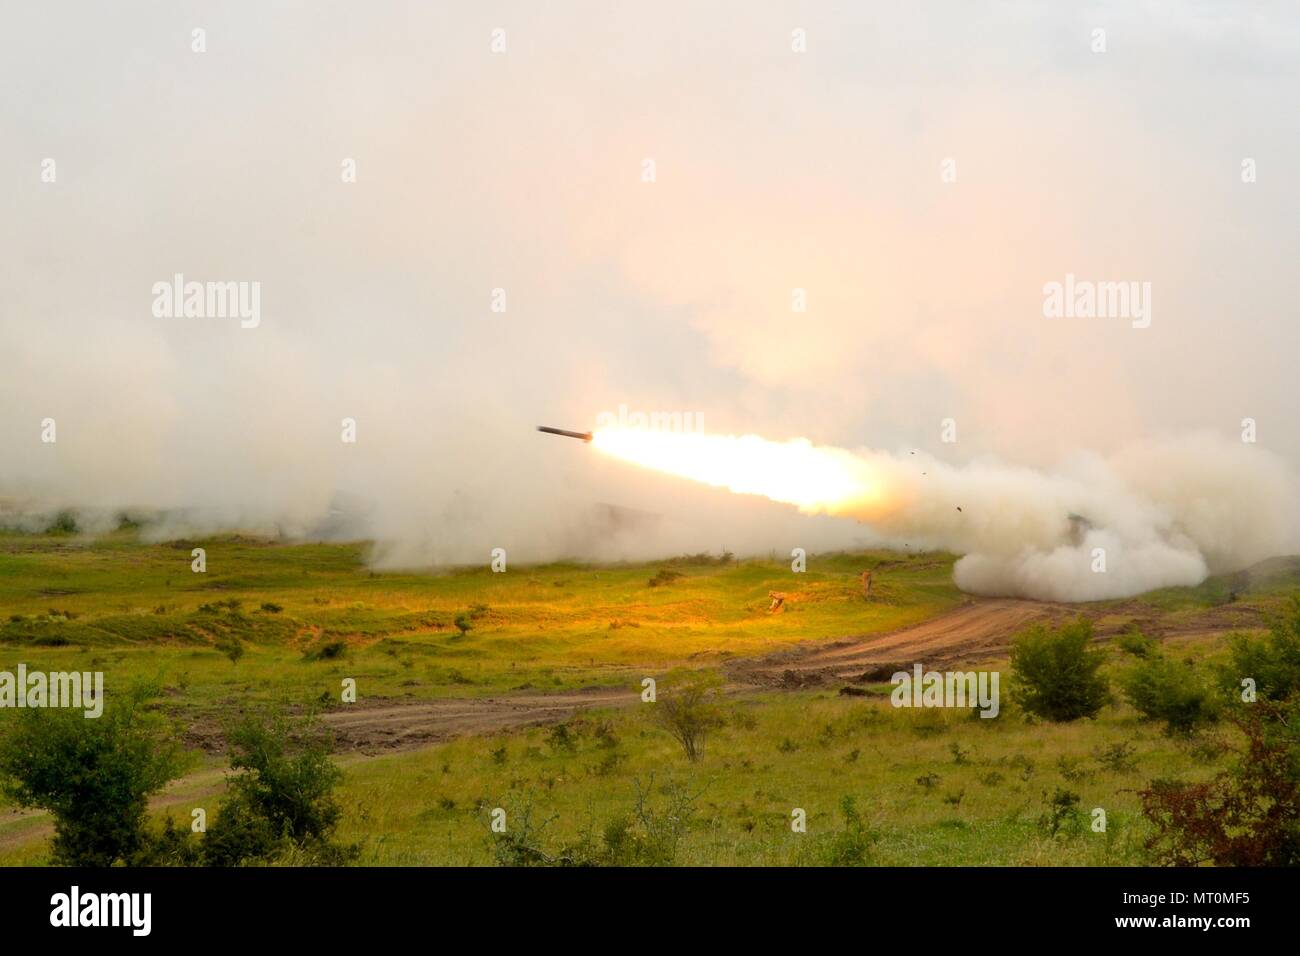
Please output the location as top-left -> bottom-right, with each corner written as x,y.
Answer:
326,683 -> 1229,866
0,531 -> 967,715
0,528 -> 1293,866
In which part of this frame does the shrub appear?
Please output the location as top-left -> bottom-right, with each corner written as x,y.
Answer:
202,794 -> 281,866
1116,628 -> 1158,658
303,640 -> 346,661
1056,755 -> 1093,783
46,510 -> 78,534
203,707 -> 354,866
598,778 -> 699,866
215,636 -> 245,666
486,795 -> 558,866
799,795 -> 874,866
0,685 -> 185,866
1220,598 -> 1300,703
653,669 -> 725,761
1038,787 -> 1084,837
135,814 -> 204,866
648,568 -> 683,587
1139,702 -> 1300,866
1092,741 -> 1138,774
1121,654 -> 1219,734
488,778 -> 700,867
1009,618 -> 1109,722
546,723 -> 577,754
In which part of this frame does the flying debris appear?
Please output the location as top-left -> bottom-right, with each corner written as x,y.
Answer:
537,425 -> 593,443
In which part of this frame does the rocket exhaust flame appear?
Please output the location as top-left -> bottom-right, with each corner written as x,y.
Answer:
567,425 -> 1299,604
589,426 -> 886,515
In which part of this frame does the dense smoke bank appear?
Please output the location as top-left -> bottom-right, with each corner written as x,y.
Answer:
832,434 -> 1298,601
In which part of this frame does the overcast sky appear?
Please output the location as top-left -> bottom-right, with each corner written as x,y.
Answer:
2,1 -> 1297,564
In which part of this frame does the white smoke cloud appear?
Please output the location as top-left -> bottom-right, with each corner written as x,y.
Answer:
836,434 -> 1299,601
2,3 -> 1297,602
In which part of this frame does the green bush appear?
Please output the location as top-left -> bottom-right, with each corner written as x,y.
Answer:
488,778 -> 699,867
652,669 -> 726,761
799,795 -> 875,866
1009,618 -> 1110,722
302,640 -> 346,661
1121,654 -> 1219,734
0,685 -> 185,866
136,814 -> 204,866
1220,598 -> 1300,702
1037,787 -> 1084,837
203,707 -> 354,866
214,636 -> 245,665
46,510 -> 78,534
1116,629 -> 1158,658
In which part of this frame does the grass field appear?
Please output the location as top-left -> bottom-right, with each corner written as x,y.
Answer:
1,527 -> 1296,866
0,530 -> 965,715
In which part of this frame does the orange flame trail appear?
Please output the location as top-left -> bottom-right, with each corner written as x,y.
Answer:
590,426 -> 887,515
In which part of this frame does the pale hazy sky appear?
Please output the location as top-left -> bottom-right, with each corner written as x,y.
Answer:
2,1 -> 1297,564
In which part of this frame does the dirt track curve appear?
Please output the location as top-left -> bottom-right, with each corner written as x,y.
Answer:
319,687 -> 633,753
310,596 -> 1265,752
724,598 -> 1071,688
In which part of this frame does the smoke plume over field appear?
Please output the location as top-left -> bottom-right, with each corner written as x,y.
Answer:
585,427 -> 1300,601
2,3 -> 1299,601
834,434 -> 1299,602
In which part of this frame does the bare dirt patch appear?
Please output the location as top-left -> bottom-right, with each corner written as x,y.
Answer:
725,597 -> 1268,689
319,686 -> 635,753
726,598 -> 1071,688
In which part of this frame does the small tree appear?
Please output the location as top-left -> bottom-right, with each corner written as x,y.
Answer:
1009,618 -> 1109,722
1121,653 -> 1219,734
653,669 -> 725,761
0,685 -> 185,866
204,705 -> 352,865
1220,598 -> 1300,703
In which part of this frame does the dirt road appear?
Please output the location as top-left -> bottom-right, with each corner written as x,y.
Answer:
318,601 -> 1049,751
320,686 -> 634,753
726,596 -> 1266,689
312,596 -> 1266,751
724,598 -> 1071,688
